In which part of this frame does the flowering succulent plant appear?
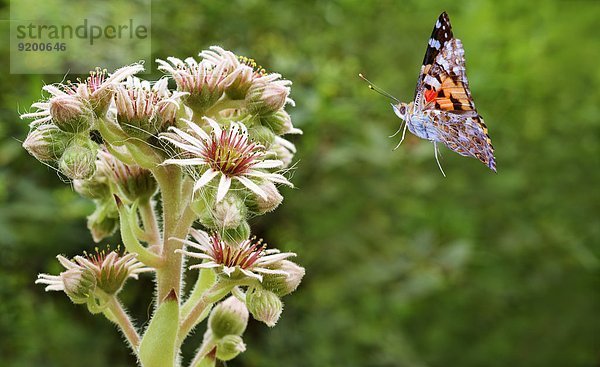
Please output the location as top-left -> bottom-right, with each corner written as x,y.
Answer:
22,46 -> 304,367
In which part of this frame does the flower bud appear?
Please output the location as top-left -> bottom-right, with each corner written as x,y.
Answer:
59,267 -> 96,304
213,193 -> 248,230
215,335 -> 246,361
74,250 -> 150,295
222,221 -> 251,245
248,181 -> 283,214
73,170 -> 111,200
209,296 -> 249,338
192,194 -> 216,227
98,150 -> 157,203
260,110 -> 295,135
58,136 -> 98,179
261,260 -> 305,297
223,64 -> 253,100
50,95 -> 93,133
270,138 -> 296,168
87,200 -> 119,243
157,58 -> 224,115
247,82 -> 289,115
36,250 -> 149,304
22,124 -> 72,162
248,125 -> 276,146
245,287 -> 283,327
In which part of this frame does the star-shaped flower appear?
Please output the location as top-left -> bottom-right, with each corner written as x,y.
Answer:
160,118 -> 292,202
175,229 -> 295,282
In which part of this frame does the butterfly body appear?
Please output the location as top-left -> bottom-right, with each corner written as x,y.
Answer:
392,12 -> 496,172
394,102 -> 440,141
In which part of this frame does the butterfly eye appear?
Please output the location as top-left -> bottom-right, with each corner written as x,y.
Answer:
399,105 -> 406,115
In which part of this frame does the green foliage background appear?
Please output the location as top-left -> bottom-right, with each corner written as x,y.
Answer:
0,0 -> 598,366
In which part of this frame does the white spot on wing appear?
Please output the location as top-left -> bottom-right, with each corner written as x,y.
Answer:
436,20 -> 441,28
428,38 -> 441,49
424,75 -> 441,88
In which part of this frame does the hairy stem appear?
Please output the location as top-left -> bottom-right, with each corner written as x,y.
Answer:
153,165 -> 195,303
181,267 -> 216,320
190,338 -> 216,367
177,281 -> 233,346
115,197 -> 162,268
106,297 -> 140,352
139,198 -> 161,248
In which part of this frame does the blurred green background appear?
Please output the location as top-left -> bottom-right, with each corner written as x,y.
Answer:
1,0 -> 598,366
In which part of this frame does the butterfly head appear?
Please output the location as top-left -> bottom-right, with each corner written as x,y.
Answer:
392,102 -> 412,121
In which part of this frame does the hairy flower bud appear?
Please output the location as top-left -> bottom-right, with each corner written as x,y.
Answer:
214,193 -> 248,229
35,260 -> 97,305
245,287 -> 283,327
215,335 -> 246,361
260,110 -> 296,135
35,250 -> 149,304
247,81 -> 289,115
222,221 -> 251,245
248,181 -> 283,214
249,125 -> 276,146
223,64 -> 254,100
271,137 -> 296,168
98,150 -> 157,202
114,77 -> 185,139
194,191 -> 247,231
156,58 -> 225,114
61,267 -> 97,304
22,124 -> 72,162
209,296 -> 249,338
261,260 -> 305,297
58,136 -> 98,179
76,249 -> 151,295
87,200 -> 119,243
73,166 -> 111,200
50,95 -> 94,133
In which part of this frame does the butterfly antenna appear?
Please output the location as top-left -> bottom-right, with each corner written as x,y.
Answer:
358,73 -> 400,103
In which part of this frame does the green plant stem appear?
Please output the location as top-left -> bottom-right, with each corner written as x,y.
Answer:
177,281 -> 233,346
96,117 -> 162,169
106,297 -> 140,352
153,165 -> 195,303
139,198 -> 161,247
116,198 -> 162,268
190,338 -> 216,367
181,267 -> 216,319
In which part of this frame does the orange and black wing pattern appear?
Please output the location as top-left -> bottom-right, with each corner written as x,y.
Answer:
414,12 -> 496,171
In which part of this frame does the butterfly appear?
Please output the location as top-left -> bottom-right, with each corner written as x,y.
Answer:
361,12 -> 496,175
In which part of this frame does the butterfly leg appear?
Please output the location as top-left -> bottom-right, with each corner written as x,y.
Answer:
392,122 -> 408,151
389,120 -> 404,138
433,141 -> 446,177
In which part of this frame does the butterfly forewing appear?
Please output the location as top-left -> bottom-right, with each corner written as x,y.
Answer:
421,12 -> 454,69
411,12 -> 496,171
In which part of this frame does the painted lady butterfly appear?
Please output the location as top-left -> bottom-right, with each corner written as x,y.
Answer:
361,12 -> 496,174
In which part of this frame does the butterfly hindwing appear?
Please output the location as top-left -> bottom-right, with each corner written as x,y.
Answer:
429,110 -> 496,171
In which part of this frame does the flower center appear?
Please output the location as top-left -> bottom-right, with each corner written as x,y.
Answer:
203,129 -> 262,176
86,68 -> 108,93
210,235 -> 265,269
237,56 -> 266,77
